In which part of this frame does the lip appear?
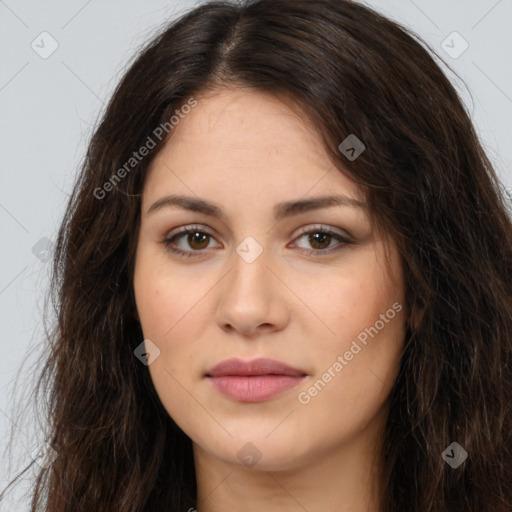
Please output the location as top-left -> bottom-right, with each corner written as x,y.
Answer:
205,358 -> 307,402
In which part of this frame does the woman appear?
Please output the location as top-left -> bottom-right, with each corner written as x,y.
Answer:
5,0 -> 512,510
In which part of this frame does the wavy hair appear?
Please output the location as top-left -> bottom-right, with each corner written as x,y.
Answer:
3,0 -> 512,510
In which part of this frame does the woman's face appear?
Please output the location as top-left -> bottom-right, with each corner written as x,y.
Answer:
133,88 -> 406,471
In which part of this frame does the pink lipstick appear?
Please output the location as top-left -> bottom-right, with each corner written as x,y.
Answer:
205,358 -> 307,402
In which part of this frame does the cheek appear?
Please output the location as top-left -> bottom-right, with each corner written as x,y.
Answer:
133,247 -> 218,380
296,307 -> 404,445
335,254 -> 405,384
133,255 -> 208,432
133,249 -> 205,343
295,247 -> 405,416
292,247 -> 404,351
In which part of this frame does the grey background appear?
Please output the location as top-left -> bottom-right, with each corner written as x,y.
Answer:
1,0 -> 511,509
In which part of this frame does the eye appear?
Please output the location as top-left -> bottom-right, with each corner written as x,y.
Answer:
163,225 -> 221,258
289,224 -> 352,255
162,224 -> 352,258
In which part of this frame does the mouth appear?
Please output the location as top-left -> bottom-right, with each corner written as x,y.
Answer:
205,358 -> 308,402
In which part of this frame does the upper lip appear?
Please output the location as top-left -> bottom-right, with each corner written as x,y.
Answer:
205,358 -> 307,377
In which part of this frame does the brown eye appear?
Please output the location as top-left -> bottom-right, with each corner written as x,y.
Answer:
308,232 -> 333,250
163,225 -> 221,257
185,231 -> 210,250
291,225 -> 352,256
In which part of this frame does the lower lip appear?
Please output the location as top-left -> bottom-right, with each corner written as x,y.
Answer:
208,375 -> 305,402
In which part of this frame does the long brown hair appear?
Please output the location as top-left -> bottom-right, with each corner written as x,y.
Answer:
3,0 -> 512,510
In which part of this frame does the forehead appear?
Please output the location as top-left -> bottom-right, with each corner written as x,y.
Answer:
143,88 -> 364,208
164,88 -> 323,155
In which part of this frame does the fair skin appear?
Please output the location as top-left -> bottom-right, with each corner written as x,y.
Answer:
133,88 -> 406,512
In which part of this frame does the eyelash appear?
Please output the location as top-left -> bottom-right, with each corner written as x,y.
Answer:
162,224 -> 352,258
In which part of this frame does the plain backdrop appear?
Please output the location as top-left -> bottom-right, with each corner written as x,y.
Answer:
1,0 -> 511,509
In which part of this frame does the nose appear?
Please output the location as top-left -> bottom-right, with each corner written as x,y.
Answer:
214,245 -> 290,338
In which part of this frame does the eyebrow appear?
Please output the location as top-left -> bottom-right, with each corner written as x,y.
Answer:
147,194 -> 365,221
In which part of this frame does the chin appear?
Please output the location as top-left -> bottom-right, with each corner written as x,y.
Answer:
195,427 -> 317,472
